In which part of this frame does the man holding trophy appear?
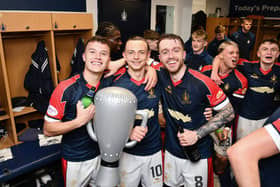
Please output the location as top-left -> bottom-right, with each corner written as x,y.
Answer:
43,36 -> 113,187
44,34 -> 157,187
112,36 -> 163,187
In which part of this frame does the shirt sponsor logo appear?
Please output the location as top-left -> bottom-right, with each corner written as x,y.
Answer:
47,105 -> 58,116
135,109 -> 154,119
168,109 -> 192,123
250,73 -> 259,79
250,86 -> 274,94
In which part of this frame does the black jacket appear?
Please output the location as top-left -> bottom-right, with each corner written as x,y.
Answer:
24,40 -> 54,114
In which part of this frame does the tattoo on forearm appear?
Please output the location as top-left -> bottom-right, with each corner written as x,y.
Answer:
196,103 -> 234,139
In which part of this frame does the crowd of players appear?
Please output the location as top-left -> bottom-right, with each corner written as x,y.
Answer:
43,17 -> 280,187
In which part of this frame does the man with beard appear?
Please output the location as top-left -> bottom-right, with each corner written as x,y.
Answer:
157,34 -> 234,187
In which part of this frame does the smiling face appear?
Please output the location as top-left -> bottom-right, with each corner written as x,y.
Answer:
82,41 -> 110,74
159,38 -> 186,74
123,38 -> 150,72
258,41 -> 279,66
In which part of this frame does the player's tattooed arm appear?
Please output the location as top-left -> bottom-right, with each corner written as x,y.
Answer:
196,102 -> 234,140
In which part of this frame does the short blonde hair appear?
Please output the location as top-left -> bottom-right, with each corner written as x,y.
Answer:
218,41 -> 239,54
192,29 -> 208,41
241,17 -> 253,24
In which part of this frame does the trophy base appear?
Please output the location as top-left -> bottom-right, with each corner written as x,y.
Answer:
96,163 -> 120,187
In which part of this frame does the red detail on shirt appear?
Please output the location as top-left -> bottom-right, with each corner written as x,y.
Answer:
238,58 -> 259,65
219,73 -> 230,79
61,158 -> 67,185
233,69 -> 248,96
47,76 -> 82,120
130,77 -> 146,86
189,69 -> 227,107
272,118 -> 280,132
200,65 -> 212,73
86,81 -> 101,90
171,79 -> 182,87
259,67 -> 272,75
151,62 -> 164,70
113,67 -> 126,82
207,157 -> 214,187
47,74 -> 102,120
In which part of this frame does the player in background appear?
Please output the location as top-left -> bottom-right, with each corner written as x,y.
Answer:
201,40 -> 247,187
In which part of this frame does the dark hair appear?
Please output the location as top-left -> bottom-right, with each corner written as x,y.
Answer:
95,21 -> 120,37
125,36 -> 150,51
277,32 -> 280,42
191,25 -> 204,34
158,34 -> 185,50
259,38 -> 279,50
143,29 -> 160,40
215,25 -> 226,34
84,36 -> 111,52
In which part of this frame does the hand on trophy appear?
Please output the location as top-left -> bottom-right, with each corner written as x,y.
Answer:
129,126 -> 148,142
75,101 -> 95,127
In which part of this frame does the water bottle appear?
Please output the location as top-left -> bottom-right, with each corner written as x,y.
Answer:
178,125 -> 201,162
81,88 -> 95,108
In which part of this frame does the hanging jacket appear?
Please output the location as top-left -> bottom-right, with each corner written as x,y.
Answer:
70,38 -> 85,77
24,40 -> 54,114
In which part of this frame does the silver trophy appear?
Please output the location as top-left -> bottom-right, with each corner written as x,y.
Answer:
87,87 -> 148,187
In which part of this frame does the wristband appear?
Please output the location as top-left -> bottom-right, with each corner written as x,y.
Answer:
215,128 -> 223,133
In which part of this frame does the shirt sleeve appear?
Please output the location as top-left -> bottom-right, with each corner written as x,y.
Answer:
264,118 -> 280,152
45,84 -> 67,121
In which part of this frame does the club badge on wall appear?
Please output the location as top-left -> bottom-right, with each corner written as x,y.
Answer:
121,8 -> 127,21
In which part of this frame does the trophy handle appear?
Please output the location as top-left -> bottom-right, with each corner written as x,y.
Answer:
125,110 -> 149,148
86,120 -> 97,141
